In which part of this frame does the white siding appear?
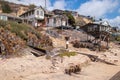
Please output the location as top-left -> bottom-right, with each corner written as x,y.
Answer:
62,21 -> 66,26
0,15 -> 8,21
48,18 -> 54,27
35,8 -> 44,20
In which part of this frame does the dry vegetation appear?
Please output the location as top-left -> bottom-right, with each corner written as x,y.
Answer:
0,20 -> 53,56
0,27 -> 25,56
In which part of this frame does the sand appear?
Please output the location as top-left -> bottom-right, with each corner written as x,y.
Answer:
0,43 -> 120,80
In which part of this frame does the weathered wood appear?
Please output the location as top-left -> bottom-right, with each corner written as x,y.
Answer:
81,23 -> 111,51
29,46 -> 46,57
78,53 -> 116,65
109,71 -> 120,80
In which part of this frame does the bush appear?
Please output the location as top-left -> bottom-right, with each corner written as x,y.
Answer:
1,2 -> 12,13
0,20 -> 53,56
0,20 -> 39,40
0,20 -> 8,27
65,12 -> 75,27
59,51 -> 77,57
116,36 -> 120,41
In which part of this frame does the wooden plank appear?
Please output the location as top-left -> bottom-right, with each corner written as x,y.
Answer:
109,71 -> 120,80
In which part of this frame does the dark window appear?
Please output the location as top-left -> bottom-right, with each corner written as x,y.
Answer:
37,10 -> 39,15
40,11 -> 43,16
54,18 -> 56,24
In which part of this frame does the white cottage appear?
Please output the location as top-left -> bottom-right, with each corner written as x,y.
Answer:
19,6 -> 45,27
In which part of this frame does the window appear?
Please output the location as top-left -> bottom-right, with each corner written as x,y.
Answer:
31,11 -> 34,15
37,10 -> 39,15
1,16 -> 7,21
40,11 -> 43,16
54,18 -> 56,24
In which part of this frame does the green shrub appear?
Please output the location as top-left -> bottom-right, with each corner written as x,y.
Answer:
0,20 -> 8,27
116,36 -> 120,41
0,20 -> 41,40
8,21 -> 29,40
1,2 -> 12,13
59,51 -> 77,57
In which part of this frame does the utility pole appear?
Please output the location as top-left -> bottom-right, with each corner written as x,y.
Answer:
45,0 -> 49,33
45,0 -> 46,9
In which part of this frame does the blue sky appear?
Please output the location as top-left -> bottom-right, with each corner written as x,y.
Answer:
5,0 -> 120,27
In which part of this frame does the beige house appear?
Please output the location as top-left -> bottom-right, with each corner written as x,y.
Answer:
47,15 -> 68,27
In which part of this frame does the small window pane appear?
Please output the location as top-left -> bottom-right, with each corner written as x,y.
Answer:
37,10 -> 39,15
41,11 -> 43,16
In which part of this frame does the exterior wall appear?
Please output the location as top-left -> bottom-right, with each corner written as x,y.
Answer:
50,17 -> 61,27
47,18 -> 54,27
20,11 -> 34,19
20,7 -> 45,27
34,8 -> 44,20
0,15 -> 8,21
0,14 -> 23,23
0,4 -> 2,13
0,10 -> 2,13
46,16 -> 68,27
62,20 -> 66,26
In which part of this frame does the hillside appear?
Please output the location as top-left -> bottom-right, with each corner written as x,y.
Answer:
0,20 -> 53,56
75,15 -> 93,27
0,28 -> 120,80
0,0 -> 29,16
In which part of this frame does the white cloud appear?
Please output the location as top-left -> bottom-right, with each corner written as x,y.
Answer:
48,0 -> 66,11
76,0 -> 118,18
5,0 -> 51,8
105,16 -> 120,27
5,0 -> 66,11
5,0 -> 25,5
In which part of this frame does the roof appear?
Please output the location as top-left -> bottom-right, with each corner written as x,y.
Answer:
52,15 -> 68,19
82,21 -> 111,27
92,21 -> 110,26
44,10 -> 54,16
0,13 -> 23,19
19,6 -> 45,17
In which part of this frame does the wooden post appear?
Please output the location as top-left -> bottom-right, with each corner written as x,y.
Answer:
99,32 -> 102,51
87,33 -> 88,42
106,35 -> 110,49
65,36 -> 70,49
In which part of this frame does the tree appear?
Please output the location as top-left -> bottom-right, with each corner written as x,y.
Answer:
1,2 -> 12,13
66,13 -> 75,27
28,4 -> 36,10
90,16 -> 95,22
1,3 -> 12,13
99,18 -> 102,21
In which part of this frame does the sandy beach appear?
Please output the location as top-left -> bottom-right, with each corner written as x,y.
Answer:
0,42 -> 120,80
